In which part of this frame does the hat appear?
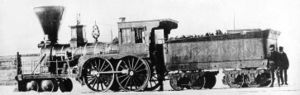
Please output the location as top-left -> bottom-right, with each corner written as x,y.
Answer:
279,46 -> 283,50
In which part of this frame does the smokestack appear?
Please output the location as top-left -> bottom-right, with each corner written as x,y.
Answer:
34,6 -> 64,45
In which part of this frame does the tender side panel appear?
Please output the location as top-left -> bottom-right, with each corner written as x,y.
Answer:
165,38 -> 266,71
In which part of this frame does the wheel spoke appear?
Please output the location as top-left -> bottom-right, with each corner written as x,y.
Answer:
95,60 -> 100,71
101,65 -> 110,71
87,77 -> 93,81
120,64 -> 127,70
97,60 -> 101,71
88,79 -> 94,85
86,75 -> 94,78
93,78 -> 100,88
149,80 -> 153,87
127,59 -> 132,69
131,58 -> 135,70
100,82 -> 104,90
118,74 -> 127,78
91,61 -> 96,70
129,78 -> 133,90
99,60 -> 105,71
96,79 -> 100,90
133,59 -> 140,69
120,76 -> 130,84
88,77 -> 97,84
124,77 -> 131,88
134,63 -> 143,71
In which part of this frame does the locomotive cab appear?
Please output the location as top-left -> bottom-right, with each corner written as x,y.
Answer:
117,19 -> 178,58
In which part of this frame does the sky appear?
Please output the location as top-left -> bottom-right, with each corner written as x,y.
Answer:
1,0 -> 300,83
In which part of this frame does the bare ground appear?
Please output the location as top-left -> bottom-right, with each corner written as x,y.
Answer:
1,73 -> 300,95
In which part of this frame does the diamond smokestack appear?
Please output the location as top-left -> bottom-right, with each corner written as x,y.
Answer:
34,6 -> 64,44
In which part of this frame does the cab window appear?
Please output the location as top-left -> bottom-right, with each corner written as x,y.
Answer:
120,27 -> 146,44
134,27 -> 145,43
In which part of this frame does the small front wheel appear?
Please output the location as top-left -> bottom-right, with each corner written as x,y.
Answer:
59,78 -> 73,92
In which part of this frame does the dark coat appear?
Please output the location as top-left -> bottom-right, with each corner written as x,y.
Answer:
267,51 -> 280,70
279,52 -> 289,69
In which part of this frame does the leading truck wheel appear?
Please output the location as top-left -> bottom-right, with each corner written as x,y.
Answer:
116,56 -> 150,91
59,78 -> 73,92
26,80 -> 39,91
82,57 -> 115,92
40,80 -> 58,92
17,81 -> 27,91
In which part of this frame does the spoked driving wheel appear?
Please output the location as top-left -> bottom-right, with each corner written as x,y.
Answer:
116,56 -> 150,91
82,57 -> 115,92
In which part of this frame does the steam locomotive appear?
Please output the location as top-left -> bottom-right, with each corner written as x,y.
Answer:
15,6 -> 280,92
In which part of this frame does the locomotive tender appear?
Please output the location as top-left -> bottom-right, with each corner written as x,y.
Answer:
15,6 -> 280,92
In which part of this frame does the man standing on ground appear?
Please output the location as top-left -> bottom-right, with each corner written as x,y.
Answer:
267,45 -> 280,87
279,46 -> 289,85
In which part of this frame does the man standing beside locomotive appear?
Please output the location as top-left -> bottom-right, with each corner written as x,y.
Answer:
267,45 -> 280,87
278,46 -> 289,85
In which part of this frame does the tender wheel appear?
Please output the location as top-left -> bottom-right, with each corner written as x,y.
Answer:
191,76 -> 205,89
82,57 -> 115,92
170,75 -> 183,91
144,69 -> 160,91
59,78 -> 73,92
203,75 -> 216,89
116,56 -> 150,91
227,74 -> 243,88
245,74 -> 259,87
257,72 -> 272,87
